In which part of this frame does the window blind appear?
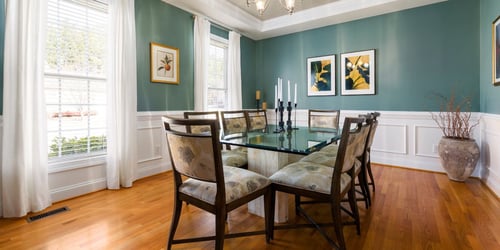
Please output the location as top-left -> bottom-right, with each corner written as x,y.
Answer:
45,0 -> 108,160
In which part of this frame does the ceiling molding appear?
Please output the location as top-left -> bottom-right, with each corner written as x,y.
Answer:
161,0 -> 447,40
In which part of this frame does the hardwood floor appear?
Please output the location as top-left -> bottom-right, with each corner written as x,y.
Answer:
0,164 -> 499,249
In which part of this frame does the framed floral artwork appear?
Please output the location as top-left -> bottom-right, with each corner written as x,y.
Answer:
340,49 -> 376,95
492,16 -> 500,86
307,54 -> 335,96
150,42 -> 179,84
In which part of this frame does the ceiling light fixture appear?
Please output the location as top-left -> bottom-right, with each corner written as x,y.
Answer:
246,0 -> 296,16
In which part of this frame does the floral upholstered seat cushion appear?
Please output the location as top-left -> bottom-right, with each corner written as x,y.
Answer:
179,166 -> 270,205
189,125 -> 211,134
221,150 -> 248,168
300,151 -> 338,166
269,161 -> 351,195
319,144 -> 339,154
310,116 -> 338,129
300,152 -> 362,174
249,116 -> 266,130
223,117 -> 247,135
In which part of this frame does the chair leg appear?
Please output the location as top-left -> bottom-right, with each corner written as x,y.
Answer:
268,187 -> 276,241
215,208 -> 227,250
167,198 -> 183,250
331,200 -> 346,250
294,194 -> 301,215
367,160 -> 376,192
358,169 -> 371,208
264,188 -> 273,242
348,185 -> 361,235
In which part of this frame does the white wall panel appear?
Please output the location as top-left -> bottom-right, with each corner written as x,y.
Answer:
480,114 -> 500,196
414,125 -> 441,158
0,109 -> 497,203
372,123 -> 407,155
49,164 -> 106,201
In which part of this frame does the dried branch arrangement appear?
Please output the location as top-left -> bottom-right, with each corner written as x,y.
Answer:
430,93 -> 478,140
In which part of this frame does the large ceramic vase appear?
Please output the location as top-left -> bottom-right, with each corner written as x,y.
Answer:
438,137 -> 480,182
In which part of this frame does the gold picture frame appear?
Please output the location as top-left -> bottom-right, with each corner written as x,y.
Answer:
492,16 -> 500,86
150,42 -> 179,84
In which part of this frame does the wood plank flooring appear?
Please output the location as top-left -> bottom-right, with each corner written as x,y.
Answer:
0,164 -> 499,249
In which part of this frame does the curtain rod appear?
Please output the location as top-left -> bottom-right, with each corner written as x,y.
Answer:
192,14 -> 233,33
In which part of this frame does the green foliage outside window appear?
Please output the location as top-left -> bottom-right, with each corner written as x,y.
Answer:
49,136 -> 107,157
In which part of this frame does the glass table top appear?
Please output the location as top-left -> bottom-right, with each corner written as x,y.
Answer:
220,125 -> 341,155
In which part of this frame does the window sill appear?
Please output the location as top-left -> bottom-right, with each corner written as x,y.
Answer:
48,155 -> 107,174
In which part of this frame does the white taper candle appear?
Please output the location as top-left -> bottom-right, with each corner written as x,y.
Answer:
287,80 -> 291,102
274,84 -> 278,109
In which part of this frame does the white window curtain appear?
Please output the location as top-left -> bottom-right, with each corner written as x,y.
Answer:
194,16 -> 210,111
227,31 -> 242,110
1,0 -> 51,217
106,0 -> 138,189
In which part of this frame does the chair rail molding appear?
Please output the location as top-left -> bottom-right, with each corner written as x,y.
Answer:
269,110 -> 497,197
0,111 -> 497,203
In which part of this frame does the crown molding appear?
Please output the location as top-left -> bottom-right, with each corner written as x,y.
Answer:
162,0 -> 447,40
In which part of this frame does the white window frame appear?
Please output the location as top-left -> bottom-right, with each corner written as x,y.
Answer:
45,0 -> 109,171
207,34 -> 229,111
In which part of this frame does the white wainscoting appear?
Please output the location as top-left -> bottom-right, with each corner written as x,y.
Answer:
269,110 -> 498,197
269,110 -> 447,172
479,113 -> 500,196
46,111 -> 181,202
0,109 -> 497,203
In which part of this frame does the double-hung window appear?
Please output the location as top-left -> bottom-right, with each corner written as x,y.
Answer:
44,0 -> 108,164
207,35 -> 228,110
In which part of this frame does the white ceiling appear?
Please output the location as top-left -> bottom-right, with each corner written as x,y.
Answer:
161,0 -> 447,40
227,0 -> 340,20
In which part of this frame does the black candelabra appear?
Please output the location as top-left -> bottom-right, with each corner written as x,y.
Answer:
286,101 -> 293,131
274,100 -> 285,133
293,103 -> 298,130
275,100 -> 298,133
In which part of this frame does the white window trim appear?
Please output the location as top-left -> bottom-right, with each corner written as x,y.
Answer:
48,155 -> 106,173
45,0 -> 108,168
207,34 -> 229,110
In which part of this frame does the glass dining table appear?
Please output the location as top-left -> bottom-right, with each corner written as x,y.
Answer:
220,125 -> 341,223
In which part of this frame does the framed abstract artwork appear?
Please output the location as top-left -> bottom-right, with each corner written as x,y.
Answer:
150,42 -> 179,84
493,16 -> 500,86
307,54 -> 335,96
340,49 -> 376,95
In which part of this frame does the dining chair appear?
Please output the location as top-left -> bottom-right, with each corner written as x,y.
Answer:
245,109 -> 268,132
300,114 -> 374,209
308,109 -> 341,132
220,110 -> 248,139
294,109 -> 341,210
341,112 -> 379,209
267,117 -> 368,250
184,111 -> 248,169
163,116 -> 272,250
358,112 -> 380,206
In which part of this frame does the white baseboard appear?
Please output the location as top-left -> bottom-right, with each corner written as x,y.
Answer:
0,109 -> 498,203
50,178 -> 107,202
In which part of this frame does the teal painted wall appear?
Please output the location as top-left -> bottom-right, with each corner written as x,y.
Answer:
480,0 -> 500,114
255,0 -> 480,111
135,0 -> 257,111
135,0 -> 194,111
241,36 -> 257,108
0,0 -> 493,114
211,25 -> 228,39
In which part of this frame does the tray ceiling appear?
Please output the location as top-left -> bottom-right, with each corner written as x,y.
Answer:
161,0 -> 447,40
